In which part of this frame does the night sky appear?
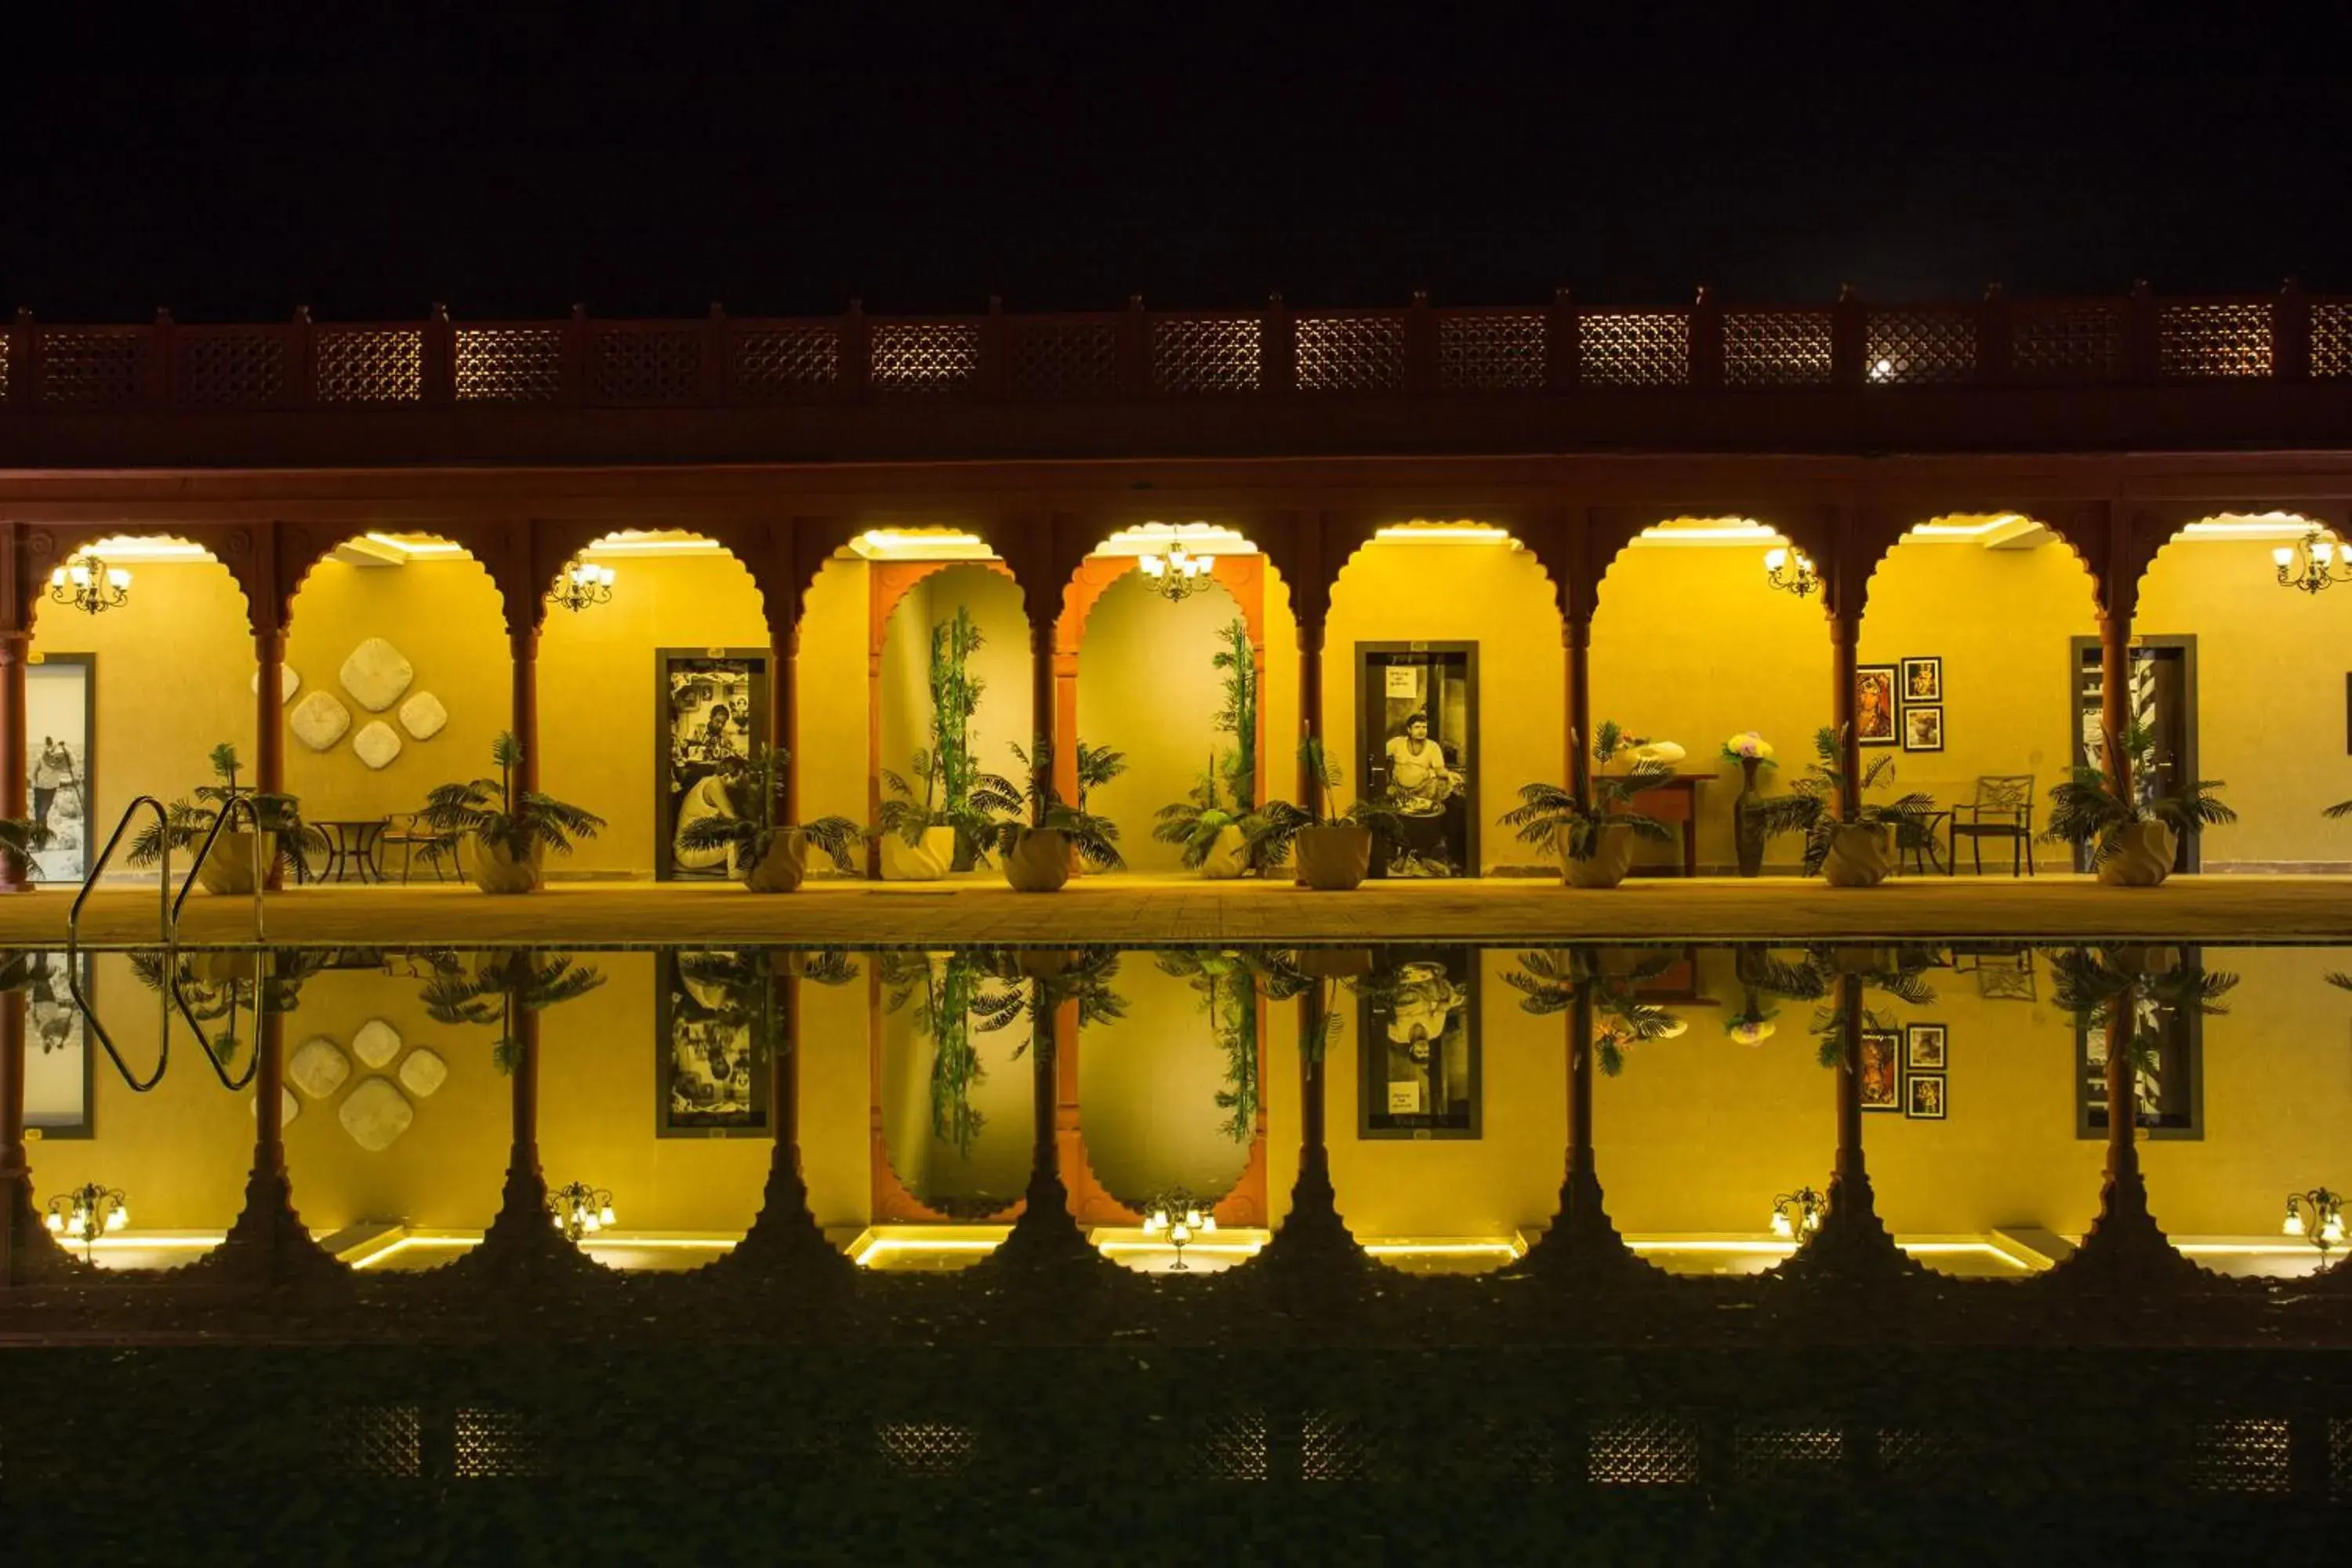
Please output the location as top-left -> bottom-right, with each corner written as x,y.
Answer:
5,19 -> 2346,322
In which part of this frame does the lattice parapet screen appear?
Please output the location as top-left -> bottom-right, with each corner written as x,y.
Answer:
1724,311 -> 1831,387
2160,303 -> 2272,378
2332,1417 -> 2350,1502
1733,1423 -> 1844,1481
1867,309 -> 1977,385
1579,312 -> 1690,387
181,332 -> 286,407
1301,1410 -> 1385,1483
2012,305 -> 2124,382
1296,314 -> 1406,392
1190,1410 -> 1269,1482
590,328 -> 701,404
1,332 -> 13,402
733,326 -> 840,398
1438,313 -> 1545,390
871,323 -> 979,397
1152,318 -> 1262,393
456,327 -> 563,404
325,1405 -> 423,1479
316,328 -> 424,403
38,330 -> 143,406
2314,303 -> 2352,379
1588,1411 -> 1701,1484
2185,1417 -> 2293,1494
1011,321 -> 1117,398
874,1421 -> 975,1478
453,1406 -> 543,1479
1875,1426 -> 1964,1479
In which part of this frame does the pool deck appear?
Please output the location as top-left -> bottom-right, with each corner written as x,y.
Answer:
10,873 -> 2352,947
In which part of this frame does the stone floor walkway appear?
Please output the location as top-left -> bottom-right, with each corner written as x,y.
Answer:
10,873 -> 2352,947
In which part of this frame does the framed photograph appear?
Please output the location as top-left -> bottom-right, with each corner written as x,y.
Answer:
1904,1022 -> 1948,1071
1855,666 -> 1897,746
655,948 -> 772,1138
656,649 -> 769,883
1902,705 -> 1944,753
1900,657 -> 1943,704
25,653 -> 95,884
1906,1073 -> 1947,1120
1359,946 -> 1480,1138
1858,1029 -> 1901,1112
20,950 -> 95,1138
1356,643 -> 1479,880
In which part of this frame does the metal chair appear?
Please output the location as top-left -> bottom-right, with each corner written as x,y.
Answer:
378,812 -> 455,883
1947,775 -> 2035,876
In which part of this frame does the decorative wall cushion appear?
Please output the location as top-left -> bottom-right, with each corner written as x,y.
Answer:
397,1047 -> 448,1098
339,1077 -> 415,1152
289,1036 -> 352,1099
353,720 -> 403,771
352,1018 -> 402,1069
290,690 -> 353,751
250,666 -> 301,701
399,691 -> 448,741
339,637 -> 416,712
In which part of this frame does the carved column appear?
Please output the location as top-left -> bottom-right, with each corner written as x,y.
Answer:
2098,604 -> 2132,804
1828,536 -> 1864,822
1563,606 -> 1593,802
0,627 -> 27,894
510,628 -> 541,795
768,618 -> 800,822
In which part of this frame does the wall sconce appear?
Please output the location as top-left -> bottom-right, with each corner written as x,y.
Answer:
49,555 -> 132,615
1142,1189 -> 1216,1270
2283,1186 -> 2344,1254
1762,546 -> 1819,598
549,1181 -> 616,1243
551,558 -> 616,612
45,1182 -> 129,1261
1769,1185 -> 1824,1241
2272,530 -> 2352,594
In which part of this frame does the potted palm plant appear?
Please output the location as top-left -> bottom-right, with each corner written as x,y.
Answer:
1500,721 -> 1676,888
0,817 -> 47,885
128,742 -> 302,895
422,731 -> 606,895
674,745 -> 862,892
2044,721 -> 2234,886
1153,751 -> 1263,878
1255,739 -> 1403,891
1748,727 -> 1936,887
873,749 -> 1013,881
982,738 -> 1125,892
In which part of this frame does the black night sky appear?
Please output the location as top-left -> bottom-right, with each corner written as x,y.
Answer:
5,16 -> 2347,322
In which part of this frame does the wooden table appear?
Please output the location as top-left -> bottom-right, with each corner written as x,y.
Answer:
1625,773 -> 1718,878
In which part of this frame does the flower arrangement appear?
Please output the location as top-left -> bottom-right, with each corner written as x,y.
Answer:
1721,731 -> 1777,768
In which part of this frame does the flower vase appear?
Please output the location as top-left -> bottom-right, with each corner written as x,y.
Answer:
1732,757 -> 1766,879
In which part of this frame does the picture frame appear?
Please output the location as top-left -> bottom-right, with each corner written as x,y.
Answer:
1359,946 -> 1481,1139
1906,1073 -> 1947,1120
21,949 -> 96,1138
655,649 -> 769,883
1858,1029 -> 1901,1111
1855,666 -> 1898,746
24,653 -> 96,884
1900,656 -> 1943,705
1904,1022 -> 1948,1071
654,948 -> 773,1138
1901,705 -> 1944,753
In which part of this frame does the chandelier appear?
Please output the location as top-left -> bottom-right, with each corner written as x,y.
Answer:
2283,1186 -> 2344,1256
548,1181 -> 616,1243
1768,1185 -> 1824,1241
1137,544 -> 1214,602
2272,529 -> 2352,594
1142,1189 -> 1216,1270
1762,546 -> 1819,598
49,554 -> 132,615
551,558 -> 615,612
45,1182 -> 129,1261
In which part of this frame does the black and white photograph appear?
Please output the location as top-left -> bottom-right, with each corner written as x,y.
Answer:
1359,946 -> 1479,1138
1902,705 -> 1944,753
20,950 -> 94,1138
655,948 -> 771,1138
656,649 -> 767,882
1358,644 -> 1477,878
24,655 -> 94,884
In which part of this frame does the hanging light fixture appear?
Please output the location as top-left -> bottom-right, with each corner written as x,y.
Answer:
1142,1188 -> 1216,1270
550,557 -> 616,613
1768,1185 -> 1824,1241
2272,529 -> 2352,594
1136,543 -> 1214,603
48,554 -> 132,615
2282,1185 -> 2344,1255
548,1181 -> 616,1243
45,1182 -> 129,1261
1762,546 -> 1819,598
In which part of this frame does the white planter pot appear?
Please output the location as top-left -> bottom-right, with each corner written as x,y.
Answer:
2098,822 -> 2178,887
1561,822 -> 1635,889
880,826 -> 956,882
1198,824 -> 1249,880
1820,824 -> 1894,889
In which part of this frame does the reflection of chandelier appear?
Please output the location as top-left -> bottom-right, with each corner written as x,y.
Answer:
45,1181 -> 129,1261
1768,1185 -> 1824,1241
552,558 -> 616,612
2272,529 -> 2352,594
548,1181 -> 616,1243
1137,545 -> 1214,602
1142,1189 -> 1217,1270
49,554 -> 132,615
2283,1185 -> 2344,1255
1761,546 -> 1818,598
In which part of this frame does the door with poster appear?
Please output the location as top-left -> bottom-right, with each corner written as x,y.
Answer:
1356,642 -> 1477,878
656,648 -> 769,882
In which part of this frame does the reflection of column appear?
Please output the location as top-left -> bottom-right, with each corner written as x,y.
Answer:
0,626 -> 28,893
2045,992 -> 2207,1291
1771,972 -> 1911,1285
438,985 -> 596,1289
1260,975 -> 1359,1275
715,971 -> 847,1279
255,627 -> 286,891
201,986 -> 336,1283
2,992 -> 75,1285
510,627 -> 540,795
988,975 -> 1098,1271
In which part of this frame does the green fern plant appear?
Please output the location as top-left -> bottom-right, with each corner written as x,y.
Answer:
674,744 -> 862,877
1499,720 -> 1677,861
988,738 -> 1126,869
2045,721 -> 2235,868
1747,726 -> 1937,875
1250,738 -> 1406,871
127,742 -> 303,873
422,732 -> 605,864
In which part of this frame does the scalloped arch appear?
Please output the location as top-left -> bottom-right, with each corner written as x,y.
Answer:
21,525 -> 258,635
1860,511 -> 2103,622
539,527 -> 769,626
2129,507 -> 2341,612
1327,521 -> 1565,636
280,525 -> 518,637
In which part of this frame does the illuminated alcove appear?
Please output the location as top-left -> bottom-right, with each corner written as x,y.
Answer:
1075,960 -> 1254,1207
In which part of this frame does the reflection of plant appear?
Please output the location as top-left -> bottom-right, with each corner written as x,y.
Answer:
1501,721 -> 1676,862
1748,727 -> 1936,875
419,949 -> 607,1073
1156,949 -> 1262,1143
1504,948 -> 1682,1076
675,745 -> 862,874
2052,947 -> 2238,1078
2045,721 -> 2236,867
985,739 -> 1126,869
423,733 -> 605,863
132,948 -> 326,1067
878,951 -> 1023,1156
1253,739 -> 1406,869
128,742 -> 303,873
673,948 -> 862,1065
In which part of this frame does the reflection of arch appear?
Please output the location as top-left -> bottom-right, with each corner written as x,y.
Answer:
868,971 -> 1028,1225
1069,978 -> 1267,1229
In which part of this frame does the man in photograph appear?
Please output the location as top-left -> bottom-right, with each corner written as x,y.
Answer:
31,737 -> 74,833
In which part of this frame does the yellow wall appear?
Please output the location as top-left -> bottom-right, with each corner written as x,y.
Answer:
1076,961 -> 1254,1203
798,557 -> 872,836
877,957 -> 1033,1210
877,566 -> 1035,844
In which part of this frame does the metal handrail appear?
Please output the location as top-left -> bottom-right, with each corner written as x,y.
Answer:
172,793 -> 269,943
67,794 -> 173,950
169,957 -> 263,1092
64,952 -> 167,1094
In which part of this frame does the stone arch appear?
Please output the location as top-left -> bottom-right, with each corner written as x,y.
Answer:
20,524 -> 257,633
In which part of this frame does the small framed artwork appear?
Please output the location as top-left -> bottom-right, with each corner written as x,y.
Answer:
655,948 -> 772,1138
1858,1029 -> 1901,1111
1902,705 -> 1944,753
1856,666 -> 1898,746
1900,657 -> 1943,704
1905,1022 -> 1947,1071
1907,1073 -> 1947,1120
21,950 -> 95,1138
1359,946 -> 1481,1139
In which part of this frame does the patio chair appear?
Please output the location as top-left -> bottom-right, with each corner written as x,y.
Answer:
379,811 -> 456,884
1947,775 -> 2035,877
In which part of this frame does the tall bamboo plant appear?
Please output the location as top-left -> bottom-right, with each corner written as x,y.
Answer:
1213,617 -> 1258,812
931,608 -> 987,869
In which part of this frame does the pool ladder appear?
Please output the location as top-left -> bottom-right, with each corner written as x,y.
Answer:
67,793 -> 270,949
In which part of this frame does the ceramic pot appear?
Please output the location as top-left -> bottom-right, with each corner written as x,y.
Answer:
195,829 -> 277,896
1562,822 -> 1635,888
467,834 -> 543,895
2098,822 -> 2178,887
1820,823 -> 1893,889
880,826 -> 956,882
736,831 -> 809,894
1733,757 -> 1766,878
1198,824 -> 1250,880
1294,825 -> 1372,891
1004,828 -> 1073,893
